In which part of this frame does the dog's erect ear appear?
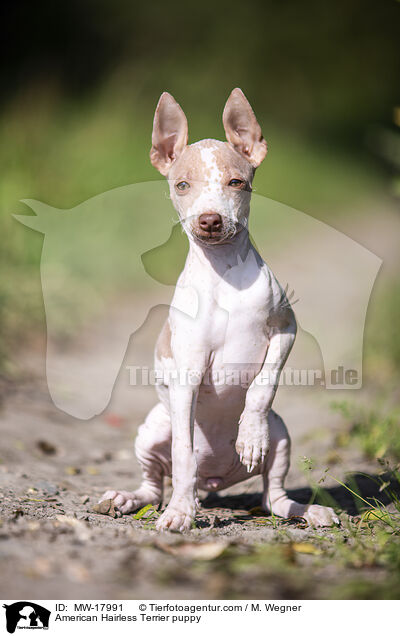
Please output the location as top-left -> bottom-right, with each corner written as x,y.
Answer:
223,88 -> 267,168
150,92 -> 188,176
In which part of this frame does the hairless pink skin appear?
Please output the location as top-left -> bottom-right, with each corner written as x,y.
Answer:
99,89 -> 339,532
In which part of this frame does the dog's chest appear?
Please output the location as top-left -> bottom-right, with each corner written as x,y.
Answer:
208,264 -> 272,366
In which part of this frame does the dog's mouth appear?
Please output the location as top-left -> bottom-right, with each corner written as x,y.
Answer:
189,217 -> 242,245
193,232 -> 230,244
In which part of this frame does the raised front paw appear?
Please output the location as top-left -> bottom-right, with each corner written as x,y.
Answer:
236,411 -> 270,473
304,504 -> 340,527
155,497 -> 196,533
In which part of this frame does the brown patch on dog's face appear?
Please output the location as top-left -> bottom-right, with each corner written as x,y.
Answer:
169,140 -> 254,185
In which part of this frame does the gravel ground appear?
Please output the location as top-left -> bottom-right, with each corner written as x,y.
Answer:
0,330 -> 392,600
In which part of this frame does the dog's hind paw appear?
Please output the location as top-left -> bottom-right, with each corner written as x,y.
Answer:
98,489 -> 160,516
303,504 -> 340,527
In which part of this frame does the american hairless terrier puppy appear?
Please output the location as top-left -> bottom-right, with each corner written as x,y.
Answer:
99,88 -> 339,531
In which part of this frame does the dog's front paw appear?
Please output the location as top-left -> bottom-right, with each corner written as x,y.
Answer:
236,411 -> 270,472
156,497 -> 196,533
304,504 -> 340,527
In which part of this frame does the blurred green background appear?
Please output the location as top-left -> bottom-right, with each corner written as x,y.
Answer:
0,0 -> 399,379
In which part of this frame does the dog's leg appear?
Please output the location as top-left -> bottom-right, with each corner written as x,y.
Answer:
237,310 -> 296,472
99,402 -> 170,514
262,410 -> 339,527
155,380 -> 199,532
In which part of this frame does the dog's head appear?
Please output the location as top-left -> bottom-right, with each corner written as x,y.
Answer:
150,88 -> 267,245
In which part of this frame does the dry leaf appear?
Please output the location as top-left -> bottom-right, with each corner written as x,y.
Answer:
92,498 -> 117,518
361,508 -> 391,523
292,542 -> 322,555
156,540 -> 227,560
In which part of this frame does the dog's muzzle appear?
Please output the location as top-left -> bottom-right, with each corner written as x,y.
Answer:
190,213 -> 239,243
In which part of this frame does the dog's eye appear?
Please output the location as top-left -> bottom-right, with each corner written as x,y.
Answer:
228,179 -> 244,188
176,181 -> 190,192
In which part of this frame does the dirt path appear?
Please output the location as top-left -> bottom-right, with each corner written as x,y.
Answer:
0,203 -> 399,599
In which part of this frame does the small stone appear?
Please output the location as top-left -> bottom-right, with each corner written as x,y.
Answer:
92,498 -> 117,518
212,516 -> 223,527
36,440 -> 57,455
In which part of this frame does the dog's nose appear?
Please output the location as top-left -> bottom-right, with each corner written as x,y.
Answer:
199,213 -> 222,232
